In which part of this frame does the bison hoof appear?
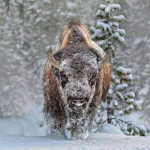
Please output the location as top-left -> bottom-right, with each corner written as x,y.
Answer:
65,128 -> 89,140
64,121 -> 89,140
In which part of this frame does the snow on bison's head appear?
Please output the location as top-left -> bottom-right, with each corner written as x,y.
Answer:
43,19 -> 111,139
53,46 -> 101,113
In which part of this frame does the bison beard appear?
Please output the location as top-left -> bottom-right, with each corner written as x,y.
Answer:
43,19 -> 111,139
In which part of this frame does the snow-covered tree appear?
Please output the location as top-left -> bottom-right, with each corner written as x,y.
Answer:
91,0 -> 146,136
0,0 -> 44,117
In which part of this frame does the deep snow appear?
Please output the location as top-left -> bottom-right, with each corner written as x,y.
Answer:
0,102 -> 149,150
0,133 -> 150,150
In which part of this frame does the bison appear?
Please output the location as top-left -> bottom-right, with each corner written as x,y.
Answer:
43,19 -> 111,139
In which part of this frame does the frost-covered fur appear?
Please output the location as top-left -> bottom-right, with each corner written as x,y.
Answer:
43,19 -> 111,139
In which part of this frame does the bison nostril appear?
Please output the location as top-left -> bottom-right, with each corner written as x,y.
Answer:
85,97 -> 89,102
76,89 -> 81,92
82,103 -> 86,109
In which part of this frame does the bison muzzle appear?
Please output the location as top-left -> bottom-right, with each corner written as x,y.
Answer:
43,19 -> 111,139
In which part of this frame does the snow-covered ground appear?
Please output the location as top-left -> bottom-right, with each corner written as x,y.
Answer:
0,102 -> 149,150
1,133 -> 150,150
0,103 -> 47,136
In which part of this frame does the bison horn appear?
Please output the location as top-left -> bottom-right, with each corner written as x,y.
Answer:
47,47 -> 61,69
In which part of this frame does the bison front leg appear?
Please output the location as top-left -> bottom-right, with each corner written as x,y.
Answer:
64,115 -> 90,140
63,109 -> 88,139
64,103 -> 97,140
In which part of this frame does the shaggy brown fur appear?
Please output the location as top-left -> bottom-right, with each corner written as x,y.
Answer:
43,60 -> 67,132
42,19 -> 111,139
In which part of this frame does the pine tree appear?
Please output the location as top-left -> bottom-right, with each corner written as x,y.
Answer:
0,0 -> 44,117
91,0 -> 146,136
0,0 -> 28,117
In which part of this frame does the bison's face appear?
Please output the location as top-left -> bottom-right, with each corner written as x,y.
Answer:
52,45 -> 101,113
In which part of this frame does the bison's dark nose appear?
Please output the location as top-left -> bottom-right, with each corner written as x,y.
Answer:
68,97 -> 88,112
68,96 -> 89,104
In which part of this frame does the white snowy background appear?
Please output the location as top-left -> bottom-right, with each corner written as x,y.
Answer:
0,0 -> 150,149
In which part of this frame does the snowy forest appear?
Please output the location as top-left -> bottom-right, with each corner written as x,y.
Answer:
0,0 -> 150,149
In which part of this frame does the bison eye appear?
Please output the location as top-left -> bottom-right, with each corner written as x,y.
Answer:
89,73 -> 97,86
52,66 -> 59,78
60,72 -> 68,88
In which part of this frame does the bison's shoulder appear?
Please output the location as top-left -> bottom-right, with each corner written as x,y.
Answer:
43,60 -> 67,132
93,54 -> 111,106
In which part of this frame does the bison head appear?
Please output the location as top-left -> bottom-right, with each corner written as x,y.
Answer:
48,19 -> 105,115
